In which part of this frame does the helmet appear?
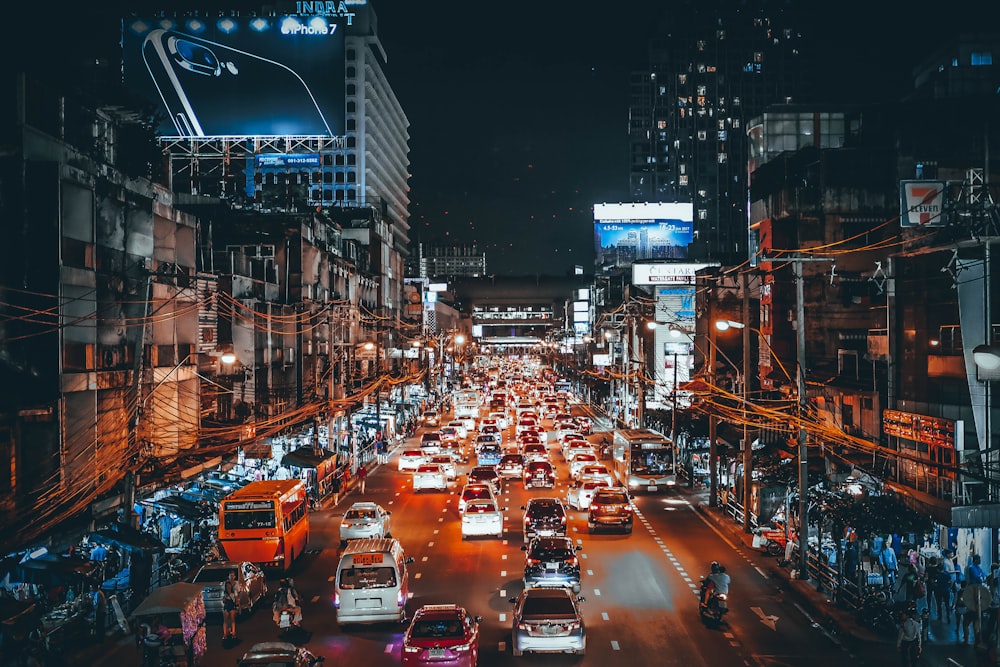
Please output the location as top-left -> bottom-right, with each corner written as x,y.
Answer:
710,561 -> 721,574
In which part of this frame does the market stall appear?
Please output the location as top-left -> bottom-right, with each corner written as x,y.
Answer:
131,582 -> 206,667
9,554 -> 100,646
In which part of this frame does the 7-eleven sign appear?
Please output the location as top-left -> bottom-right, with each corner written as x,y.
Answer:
900,180 -> 947,228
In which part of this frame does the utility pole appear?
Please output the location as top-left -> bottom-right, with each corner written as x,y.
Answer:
742,271 -> 753,533
795,260 -> 809,579
709,293 -> 719,509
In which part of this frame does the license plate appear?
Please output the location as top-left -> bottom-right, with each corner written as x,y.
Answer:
542,624 -> 563,635
429,648 -> 446,658
648,485 -> 657,492
545,562 -> 558,570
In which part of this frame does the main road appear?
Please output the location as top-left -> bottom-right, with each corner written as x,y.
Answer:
80,413 -> 888,667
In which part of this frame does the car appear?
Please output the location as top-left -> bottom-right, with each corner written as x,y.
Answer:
447,421 -> 470,440
563,440 -> 596,462
461,498 -> 505,539
554,415 -> 577,434
339,501 -> 391,545
516,417 -> 538,436
487,411 -> 509,429
521,536 -> 583,592
587,487 -> 634,534
439,426 -> 460,446
577,465 -> 614,487
565,479 -> 609,510
468,465 -> 503,494
521,497 -> 566,541
403,604 -> 481,667
191,560 -> 267,616
476,443 -> 503,467
236,641 -> 324,667
428,454 -> 458,480
413,464 -> 449,492
422,410 -> 440,426
574,416 -> 593,435
478,417 -> 500,432
473,434 -> 498,455
522,443 -> 548,463
419,431 -> 443,455
523,460 -> 555,488
459,483 -> 496,514
510,587 -> 586,656
398,449 -> 426,472
496,453 -> 525,480
479,424 -> 503,445
516,433 -> 544,448
560,432 -> 586,447
569,453 -> 600,479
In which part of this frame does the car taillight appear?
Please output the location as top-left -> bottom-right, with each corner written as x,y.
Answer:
403,645 -> 420,654
453,642 -> 472,652
527,558 -> 542,566
517,622 -> 531,630
397,590 -> 406,606
275,538 -> 285,560
567,621 -> 581,631
560,515 -> 567,523
334,591 -> 340,609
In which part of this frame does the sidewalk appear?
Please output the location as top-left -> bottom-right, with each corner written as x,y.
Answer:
683,483 -> 998,666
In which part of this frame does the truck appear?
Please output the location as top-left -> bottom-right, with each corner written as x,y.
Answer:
454,389 -> 480,427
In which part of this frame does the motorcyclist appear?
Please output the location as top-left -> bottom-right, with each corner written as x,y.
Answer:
701,561 -> 731,607
272,578 -> 303,628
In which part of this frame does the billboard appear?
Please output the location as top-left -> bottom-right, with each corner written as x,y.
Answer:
123,15 -> 346,137
899,181 -> 947,227
593,203 -> 695,269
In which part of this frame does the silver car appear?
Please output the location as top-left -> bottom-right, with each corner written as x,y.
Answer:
192,560 -> 267,615
511,587 -> 586,656
340,501 -> 391,546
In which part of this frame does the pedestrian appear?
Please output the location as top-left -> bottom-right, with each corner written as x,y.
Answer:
962,580 -> 992,645
899,564 -> 922,603
967,554 -> 987,585
897,608 -> 922,667
222,570 -> 239,640
89,583 -> 107,644
957,581 -> 971,641
880,542 -> 899,586
358,464 -> 367,494
928,557 -> 953,620
986,564 -> 1000,644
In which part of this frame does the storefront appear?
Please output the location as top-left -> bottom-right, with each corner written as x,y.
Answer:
280,447 -> 339,499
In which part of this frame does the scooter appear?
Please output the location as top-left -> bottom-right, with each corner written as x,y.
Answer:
699,579 -> 729,625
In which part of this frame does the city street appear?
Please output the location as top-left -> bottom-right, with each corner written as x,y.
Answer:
68,416 -> 911,667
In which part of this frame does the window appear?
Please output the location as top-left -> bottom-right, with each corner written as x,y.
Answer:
346,84 -> 356,95
346,119 -> 356,131
346,101 -> 356,113
698,209 -> 707,220
346,66 -> 356,77
697,130 -> 707,140
717,152 -> 727,163
64,343 -> 94,371
972,52 -> 993,66
346,49 -> 356,60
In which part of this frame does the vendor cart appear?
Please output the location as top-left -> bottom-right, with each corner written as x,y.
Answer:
130,582 -> 206,667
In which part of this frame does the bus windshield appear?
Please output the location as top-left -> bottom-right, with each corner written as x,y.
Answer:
630,448 -> 673,475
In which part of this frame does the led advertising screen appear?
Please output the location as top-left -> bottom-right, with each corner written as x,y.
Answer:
593,203 -> 694,269
123,15 -> 346,137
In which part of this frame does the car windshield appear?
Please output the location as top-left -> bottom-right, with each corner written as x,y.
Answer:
193,567 -> 237,583
521,595 -> 575,616
465,501 -> 497,513
532,544 -> 573,559
595,491 -> 628,504
345,509 -> 376,520
410,618 -> 465,639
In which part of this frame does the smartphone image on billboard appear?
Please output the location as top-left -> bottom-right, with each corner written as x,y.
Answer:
142,28 -> 333,137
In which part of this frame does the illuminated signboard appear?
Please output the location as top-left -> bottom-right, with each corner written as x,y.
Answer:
225,500 -> 274,511
593,203 -> 694,269
883,409 -> 962,448
123,15 -> 346,137
899,181 -> 947,228
352,552 -> 384,566
256,154 -> 322,168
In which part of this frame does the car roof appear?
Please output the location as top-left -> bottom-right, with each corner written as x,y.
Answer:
414,604 -> 465,618
349,501 -> 383,510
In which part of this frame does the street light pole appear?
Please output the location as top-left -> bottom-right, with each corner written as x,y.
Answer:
795,260 -> 809,579
709,299 -> 719,509
742,271 -> 753,533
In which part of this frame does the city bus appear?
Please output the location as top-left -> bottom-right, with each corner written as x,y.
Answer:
611,428 -> 676,493
218,479 -> 309,570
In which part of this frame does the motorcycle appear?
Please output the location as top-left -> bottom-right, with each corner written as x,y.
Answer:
699,577 -> 729,625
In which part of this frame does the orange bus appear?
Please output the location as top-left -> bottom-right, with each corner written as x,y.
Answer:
218,479 -> 309,570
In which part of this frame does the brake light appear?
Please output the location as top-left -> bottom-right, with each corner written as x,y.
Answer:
567,621 -> 581,631
527,558 -> 542,566
517,622 -> 531,630
334,591 -> 340,609
402,645 -> 420,654
453,642 -> 472,652
560,515 -> 567,524
397,590 -> 406,607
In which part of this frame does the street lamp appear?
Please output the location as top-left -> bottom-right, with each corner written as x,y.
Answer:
715,318 -> 754,533
364,339 -> 382,441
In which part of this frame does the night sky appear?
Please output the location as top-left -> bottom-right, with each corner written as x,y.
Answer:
4,1 -> 991,276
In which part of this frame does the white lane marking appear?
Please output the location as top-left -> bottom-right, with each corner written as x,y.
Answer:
500,590 -> 507,597
499,613 -> 506,622
587,570 -> 594,576
327,576 -> 335,582
581,553 -> 588,559
438,517 -> 443,522
415,573 -> 422,579
310,595 -> 320,603
384,644 -> 393,653
594,589 -> 601,596
501,570 -> 507,577
433,529 -> 439,535
502,554 -> 507,560
611,640 -> 620,650
428,542 -> 435,547
422,556 -> 429,562
601,612 -> 610,621
754,566 -> 768,578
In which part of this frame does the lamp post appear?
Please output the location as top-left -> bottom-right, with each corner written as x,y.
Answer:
715,318 -> 754,533
364,337 -> 382,442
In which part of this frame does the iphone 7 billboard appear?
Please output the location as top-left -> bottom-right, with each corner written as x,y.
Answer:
123,15 -> 346,138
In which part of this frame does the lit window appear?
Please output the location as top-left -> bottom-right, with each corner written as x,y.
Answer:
679,175 -> 688,185
697,131 -> 707,141
698,209 -> 708,220
717,153 -> 727,164
972,52 -> 993,65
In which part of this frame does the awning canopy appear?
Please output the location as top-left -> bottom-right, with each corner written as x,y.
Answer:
88,524 -> 166,553
11,555 -> 100,586
140,494 -> 214,521
281,447 -> 337,470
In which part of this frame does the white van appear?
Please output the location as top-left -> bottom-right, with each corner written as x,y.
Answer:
334,538 -> 414,624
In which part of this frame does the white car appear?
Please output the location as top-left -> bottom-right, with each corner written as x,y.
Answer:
439,426 -> 460,446
577,465 -> 614,487
413,464 -> 449,492
461,498 -> 505,539
564,441 -> 596,462
479,424 -> 503,445
569,453 -> 600,480
419,431 -> 443,455
428,454 -> 458,480
398,449 -> 426,472
522,443 -> 548,463
340,501 -> 391,545
447,420 -> 470,440
458,483 -> 497,514
565,480 -> 607,510
488,411 -> 509,429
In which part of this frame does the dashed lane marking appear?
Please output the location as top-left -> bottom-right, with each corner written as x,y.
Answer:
601,612 -> 610,621
384,644 -> 393,653
611,640 -> 620,650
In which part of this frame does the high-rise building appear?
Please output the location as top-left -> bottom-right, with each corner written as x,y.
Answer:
415,243 -> 488,280
628,1 -> 809,265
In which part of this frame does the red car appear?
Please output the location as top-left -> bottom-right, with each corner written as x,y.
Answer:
402,604 -> 482,667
